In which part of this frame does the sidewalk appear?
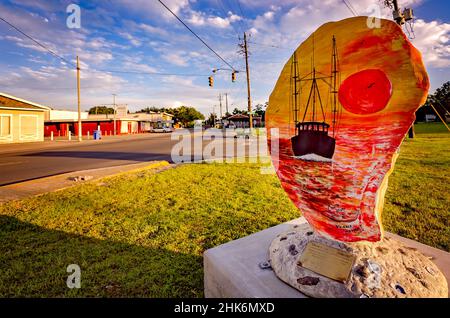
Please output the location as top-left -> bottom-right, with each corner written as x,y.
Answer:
0,160 -> 170,203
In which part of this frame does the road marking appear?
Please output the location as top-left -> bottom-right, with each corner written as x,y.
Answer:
0,161 -> 24,166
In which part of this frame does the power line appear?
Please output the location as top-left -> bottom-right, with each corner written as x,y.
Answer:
157,0 -> 236,71
1,5 -> 242,87
342,0 -> 358,16
1,4 -> 236,77
0,15 -> 214,78
216,0 -> 240,38
93,69 -> 211,77
1,83 -> 142,90
226,0 -> 246,34
0,16 -> 75,67
234,0 -> 248,32
347,0 -> 359,15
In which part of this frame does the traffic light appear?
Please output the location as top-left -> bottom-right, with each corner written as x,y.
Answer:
208,76 -> 214,87
231,71 -> 236,82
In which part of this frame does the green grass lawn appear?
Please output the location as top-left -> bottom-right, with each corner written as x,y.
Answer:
383,122 -> 449,250
0,122 -> 448,297
0,162 -> 299,297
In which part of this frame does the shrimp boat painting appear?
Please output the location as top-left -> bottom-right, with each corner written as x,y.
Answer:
290,36 -> 341,161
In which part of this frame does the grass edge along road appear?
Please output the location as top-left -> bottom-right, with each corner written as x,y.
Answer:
0,123 -> 448,297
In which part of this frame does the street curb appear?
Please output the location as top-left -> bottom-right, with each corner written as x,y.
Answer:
0,160 -> 171,203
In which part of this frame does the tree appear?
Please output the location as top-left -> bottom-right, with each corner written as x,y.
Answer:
88,106 -> 114,114
381,0 -> 394,9
139,106 -> 204,127
232,108 -> 248,115
254,102 -> 267,116
232,108 -> 241,115
253,102 -> 268,121
140,107 -> 161,113
419,81 -> 450,122
207,113 -> 216,126
427,81 -> 450,108
172,106 -> 205,127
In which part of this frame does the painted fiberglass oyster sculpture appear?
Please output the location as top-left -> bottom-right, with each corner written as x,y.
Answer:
266,17 -> 429,242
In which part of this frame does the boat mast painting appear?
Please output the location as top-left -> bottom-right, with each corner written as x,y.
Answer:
266,17 -> 429,242
290,36 -> 340,161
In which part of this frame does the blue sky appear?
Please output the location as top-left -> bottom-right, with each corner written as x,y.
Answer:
0,0 -> 449,115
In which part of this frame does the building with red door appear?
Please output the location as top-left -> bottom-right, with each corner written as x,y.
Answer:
44,109 -> 174,137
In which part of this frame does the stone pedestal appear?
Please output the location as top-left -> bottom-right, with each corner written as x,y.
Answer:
270,222 -> 448,298
204,217 -> 450,298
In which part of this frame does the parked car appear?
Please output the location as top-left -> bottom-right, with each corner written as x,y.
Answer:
233,128 -> 251,139
151,127 -> 173,133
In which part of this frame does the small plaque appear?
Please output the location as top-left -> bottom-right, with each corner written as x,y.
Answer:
298,241 -> 356,282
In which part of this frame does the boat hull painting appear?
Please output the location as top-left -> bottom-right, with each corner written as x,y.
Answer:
291,131 -> 335,159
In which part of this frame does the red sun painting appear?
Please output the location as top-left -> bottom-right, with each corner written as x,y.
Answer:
338,69 -> 392,115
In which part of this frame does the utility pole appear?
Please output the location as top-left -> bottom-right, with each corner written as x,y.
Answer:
218,94 -> 223,119
76,56 -> 82,142
212,105 -> 217,126
112,94 -> 117,135
225,93 -> 229,115
392,0 -> 405,25
389,0 -> 414,138
243,32 -> 253,129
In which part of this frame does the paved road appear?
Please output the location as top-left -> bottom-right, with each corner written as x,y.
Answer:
0,134 -> 178,186
0,133 -> 258,186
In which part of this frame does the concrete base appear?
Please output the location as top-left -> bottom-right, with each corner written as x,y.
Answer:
204,217 -> 450,298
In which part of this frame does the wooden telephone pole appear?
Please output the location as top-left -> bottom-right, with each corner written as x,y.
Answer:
218,94 -> 223,119
76,56 -> 82,141
225,93 -> 229,115
243,32 -> 253,129
390,0 -> 415,138
113,94 -> 117,135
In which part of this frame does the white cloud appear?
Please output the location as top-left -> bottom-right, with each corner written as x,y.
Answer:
187,10 -> 243,29
139,23 -> 168,36
4,35 -> 48,53
121,56 -> 159,73
207,16 -> 230,28
248,27 -> 258,35
162,52 -> 189,66
228,13 -> 242,23
187,11 -> 206,26
117,0 -> 188,13
263,11 -> 276,20
79,51 -> 113,65
1,0 -> 449,114
411,19 -> 450,67
115,0 -> 190,19
118,32 -> 142,47
248,0 -> 450,70
0,62 -> 127,109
